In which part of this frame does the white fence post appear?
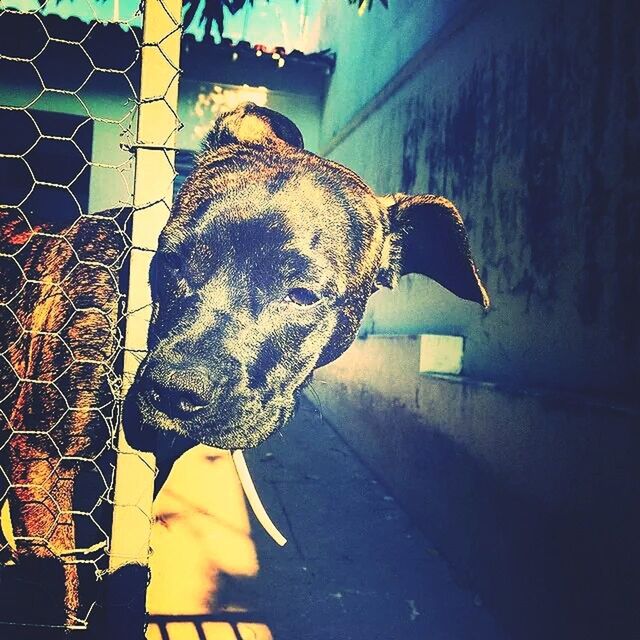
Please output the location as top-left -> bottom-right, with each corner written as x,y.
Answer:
109,0 -> 182,576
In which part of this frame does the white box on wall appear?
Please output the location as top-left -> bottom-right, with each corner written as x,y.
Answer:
419,334 -> 464,375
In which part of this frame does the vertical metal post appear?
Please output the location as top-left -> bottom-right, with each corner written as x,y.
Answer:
109,0 -> 182,575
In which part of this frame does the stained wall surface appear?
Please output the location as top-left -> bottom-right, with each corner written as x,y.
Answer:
319,0 -> 639,399
310,1 -> 640,637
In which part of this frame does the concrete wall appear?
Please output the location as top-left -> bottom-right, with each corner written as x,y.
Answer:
318,0 -> 640,398
318,0 -> 474,145
309,0 -> 640,637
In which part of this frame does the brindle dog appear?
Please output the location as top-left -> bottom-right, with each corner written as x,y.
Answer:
124,104 -> 488,460
0,211 -> 123,628
0,103 -> 488,629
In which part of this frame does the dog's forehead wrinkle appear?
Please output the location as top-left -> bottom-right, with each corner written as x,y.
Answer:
187,200 -> 356,299
279,174 -> 379,263
200,206 -> 292,242
195,212 -> 333,285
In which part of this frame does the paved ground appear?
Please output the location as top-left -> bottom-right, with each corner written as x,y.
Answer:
147,398 -> 506,640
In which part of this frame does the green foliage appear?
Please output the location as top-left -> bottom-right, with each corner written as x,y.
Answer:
183,0 -> 389,39
37,0 -> 389,40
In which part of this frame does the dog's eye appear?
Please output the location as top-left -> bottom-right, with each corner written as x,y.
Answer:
285,287 -> 320,306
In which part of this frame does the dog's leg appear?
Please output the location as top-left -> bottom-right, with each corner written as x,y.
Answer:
1,217 -> 121,625
4,432 -> 80,623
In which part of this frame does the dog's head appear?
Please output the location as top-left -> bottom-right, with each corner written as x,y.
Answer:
124,104 -> 488,452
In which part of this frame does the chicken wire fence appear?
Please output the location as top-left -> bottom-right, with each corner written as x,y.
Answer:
0,0 -> 181,631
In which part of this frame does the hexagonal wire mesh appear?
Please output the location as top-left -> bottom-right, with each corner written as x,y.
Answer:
0,0 -> 181,630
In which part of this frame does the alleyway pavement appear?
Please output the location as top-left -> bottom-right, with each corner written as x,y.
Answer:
147,398 -> 506,640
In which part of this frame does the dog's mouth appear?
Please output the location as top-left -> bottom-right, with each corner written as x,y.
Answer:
123,375 -> 294,455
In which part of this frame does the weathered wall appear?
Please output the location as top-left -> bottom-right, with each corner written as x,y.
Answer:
318,0 -> 474,143
310,0 -> 640,636
319,0 -> 640,398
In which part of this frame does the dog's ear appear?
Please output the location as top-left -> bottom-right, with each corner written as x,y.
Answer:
376,194 -> 490,308
203,102 -> 304,151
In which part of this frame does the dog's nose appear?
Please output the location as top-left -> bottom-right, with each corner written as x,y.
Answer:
146,366 -> 212,419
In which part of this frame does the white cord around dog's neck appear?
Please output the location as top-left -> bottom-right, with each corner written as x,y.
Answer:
231,449 -> 287,546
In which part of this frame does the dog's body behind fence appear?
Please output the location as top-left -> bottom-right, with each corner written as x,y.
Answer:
0,210 -> 123,626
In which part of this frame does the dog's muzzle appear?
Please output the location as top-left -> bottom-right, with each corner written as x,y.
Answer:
123,354 -> 281,453
143,364 -> 214,419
